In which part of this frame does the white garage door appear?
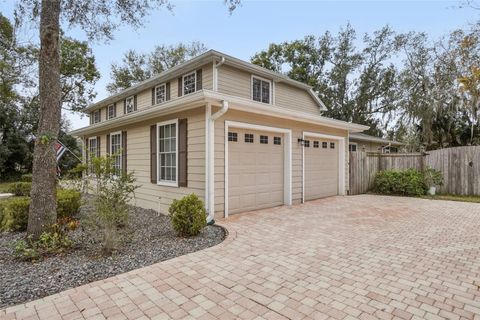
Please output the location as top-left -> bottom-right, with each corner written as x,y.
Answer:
228,129 -> 284,215
304,138 -> 339,201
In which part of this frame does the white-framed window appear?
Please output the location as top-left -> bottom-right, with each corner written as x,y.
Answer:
157,119 -> 178,186
252,76 -> 271,104
110,132 -> 122,174
107,104 -> 116,120
125,96 -> 135,114
88,137 -> 98,173
92,110 -> 101,124
155,83 -> 166,104
349,143 -> 357,152
183,72 -> 196,95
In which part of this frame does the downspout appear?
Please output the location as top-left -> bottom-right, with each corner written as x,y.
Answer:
206,100 -> 229,224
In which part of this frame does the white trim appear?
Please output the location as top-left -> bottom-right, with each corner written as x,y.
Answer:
302,131 -> 346,203
182,71 -> 197,96
109,131 -> 123,172
205,104 -> 214,221
125,95 -> 135,114
156,118 -> 179,187
154,83 -> 167,104
251,75 -> 272,104
107,104 -> 115,120
224,120 -> 292,218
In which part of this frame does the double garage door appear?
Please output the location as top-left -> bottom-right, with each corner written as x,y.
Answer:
228,128 -> 340,215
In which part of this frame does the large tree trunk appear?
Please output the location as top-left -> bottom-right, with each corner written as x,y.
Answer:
27,0 -> 62,238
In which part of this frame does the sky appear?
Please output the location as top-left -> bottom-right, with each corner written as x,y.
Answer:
1,0 -> 478,130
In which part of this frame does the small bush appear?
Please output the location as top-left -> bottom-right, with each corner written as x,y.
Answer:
20,174 -> 32,182
57,189 -> 81,218
7,182 -> 32,196
424,167 -> 443,187
0,197 -> 30,231
169,194 -> 207,237
374,169 -> 427,196
14,219 -> 75,260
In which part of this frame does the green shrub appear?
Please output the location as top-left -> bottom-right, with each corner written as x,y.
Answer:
374,169 -> 427,196
0,197 -> 30,231
14,220 -> 75,261
20,174 -> 32,182
7,182 -> 31,196
169,194 -> 207,237
424,167 -> 443,187
57,189 -> 81,218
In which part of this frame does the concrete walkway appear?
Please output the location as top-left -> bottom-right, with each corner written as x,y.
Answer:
2,195 -> 480,320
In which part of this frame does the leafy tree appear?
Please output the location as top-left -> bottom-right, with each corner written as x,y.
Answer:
107,42 -> 208,93
252,24 -> 398,135
16,0 -> 239,238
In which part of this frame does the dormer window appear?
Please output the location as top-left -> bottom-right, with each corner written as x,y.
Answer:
183,72 -> 196,95
252,76 -> 271,104
92,110 -> 101,124
107,104 -> 116,120
155,84 -> 166,104
125,96 -> 136,114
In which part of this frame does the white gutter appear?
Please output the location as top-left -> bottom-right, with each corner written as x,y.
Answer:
206,100 -> 229,222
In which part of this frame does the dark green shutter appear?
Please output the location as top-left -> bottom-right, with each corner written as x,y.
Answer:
178,119 -> 188,187
166,82 -> 171,101
122,131 -> 127,172
178,77 -> 182,97
150,125 -> 157,183
106,134 -> 110,155
196,69 -> 202,90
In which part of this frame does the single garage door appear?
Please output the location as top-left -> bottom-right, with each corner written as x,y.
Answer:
304,138 -> 339,201
228,129 -> 284,215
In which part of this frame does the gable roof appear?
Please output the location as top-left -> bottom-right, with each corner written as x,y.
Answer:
350,132 -> 404,146
83,49 -> 326,113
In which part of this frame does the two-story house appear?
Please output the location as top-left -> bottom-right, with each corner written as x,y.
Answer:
70,50 -> 368,221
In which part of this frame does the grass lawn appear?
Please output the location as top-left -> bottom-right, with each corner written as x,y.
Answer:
421,194 -> 480,203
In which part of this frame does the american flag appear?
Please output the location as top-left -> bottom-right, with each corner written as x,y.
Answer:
54,141 -> 67,162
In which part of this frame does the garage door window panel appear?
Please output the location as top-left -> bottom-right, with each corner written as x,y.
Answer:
245,133 -> 254,143
260,135 -> 268,144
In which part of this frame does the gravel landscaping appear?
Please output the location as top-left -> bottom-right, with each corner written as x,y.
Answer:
0,199 -> 225,309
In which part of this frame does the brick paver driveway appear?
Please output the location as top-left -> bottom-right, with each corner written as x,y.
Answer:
2,195 -> 480,320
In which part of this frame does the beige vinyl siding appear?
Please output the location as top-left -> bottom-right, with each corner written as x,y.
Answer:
350,140 -> 382,152
275,82 -> 320,115
218,65 -> 251,99
202,63 -> 213,90
213,109 -> 348,218
136,89 -> 150,111
85,107 -> 206,213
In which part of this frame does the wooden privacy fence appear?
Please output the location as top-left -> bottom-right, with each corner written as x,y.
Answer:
349,146 -> 480,196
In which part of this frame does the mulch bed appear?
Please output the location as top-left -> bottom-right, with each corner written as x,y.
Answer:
0,199 -> 225,309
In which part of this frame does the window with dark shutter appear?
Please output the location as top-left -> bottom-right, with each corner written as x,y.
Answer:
178,119 -> 188,187
178,77 -> 182,97
151,87 -> 155,105
196,69 -> 202,90
106,134 -> 110,155
96,136 -> 101,157
150,125 -> 157,183
122,131 -> 127,173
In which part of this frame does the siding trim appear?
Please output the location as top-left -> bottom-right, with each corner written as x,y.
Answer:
224,120 -> 292,218
302,131 -> 346,202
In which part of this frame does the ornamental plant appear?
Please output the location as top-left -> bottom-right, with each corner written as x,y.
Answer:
88,153 -> 139,254
169,194 -> 207,237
